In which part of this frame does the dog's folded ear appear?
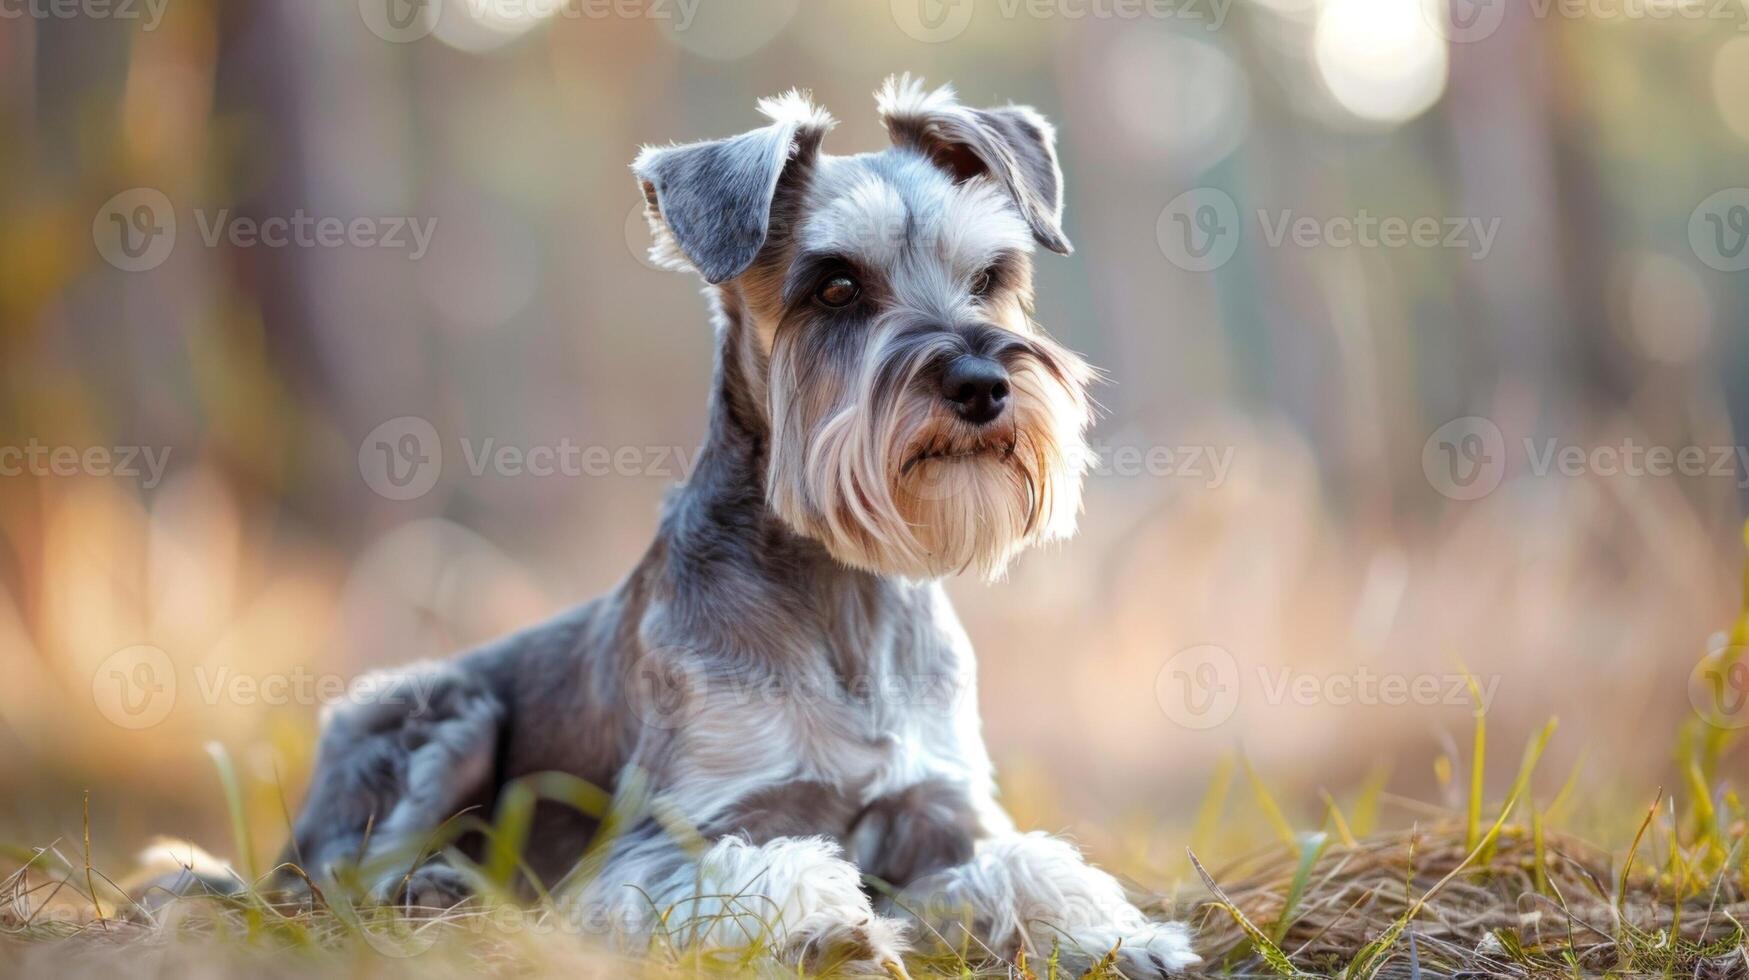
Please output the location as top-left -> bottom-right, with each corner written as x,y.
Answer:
875,74 -> 1071,255
633,91 -> 834,284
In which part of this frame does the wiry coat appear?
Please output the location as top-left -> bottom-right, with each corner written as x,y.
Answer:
287,78 -> 1197,977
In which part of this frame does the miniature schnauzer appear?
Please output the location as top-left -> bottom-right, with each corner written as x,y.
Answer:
286,77 -> 1198,977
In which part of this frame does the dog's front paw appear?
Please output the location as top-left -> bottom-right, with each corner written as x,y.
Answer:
797,914 -> 912,979
372,862 -> 475,913
1054,919 -> 1200,977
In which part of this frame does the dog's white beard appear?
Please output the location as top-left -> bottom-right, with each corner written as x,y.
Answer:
768,343 -> 1091,581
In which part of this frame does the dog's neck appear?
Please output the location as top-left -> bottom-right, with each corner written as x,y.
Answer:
656,287 -> 893,595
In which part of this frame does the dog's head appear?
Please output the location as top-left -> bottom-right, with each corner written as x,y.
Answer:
633,76 -> 1094,581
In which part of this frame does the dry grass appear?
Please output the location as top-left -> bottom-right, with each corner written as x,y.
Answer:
4,819 -> 1746,978
4,738 -> 1745,979
1189,821 -> 1748,979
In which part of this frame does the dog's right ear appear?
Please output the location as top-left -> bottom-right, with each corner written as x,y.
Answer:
876,75 -> 1071,255
633,91 -> 833,285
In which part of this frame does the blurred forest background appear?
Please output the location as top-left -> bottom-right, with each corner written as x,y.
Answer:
2,0 -> 1747,876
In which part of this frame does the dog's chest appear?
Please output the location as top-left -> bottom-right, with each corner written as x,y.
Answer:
771,635 -> 971,800
669,596 -> 981,830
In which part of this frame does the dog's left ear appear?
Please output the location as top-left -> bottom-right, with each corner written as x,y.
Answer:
876,75 -> 1071,255
633,91 -> 834,284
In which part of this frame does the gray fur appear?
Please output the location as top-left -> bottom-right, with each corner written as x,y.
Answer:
286,79 -> 1194,976
633,95 -> 831,284
876,77 -> 1072,255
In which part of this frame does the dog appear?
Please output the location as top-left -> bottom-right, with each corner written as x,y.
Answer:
285,77 -> 1198,977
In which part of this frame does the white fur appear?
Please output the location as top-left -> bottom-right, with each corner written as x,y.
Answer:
796,163 -> 1035,287
627,586 -> 991,824
875,73 -> 960,124
798,175 -> 912,269
767,311 -> 1093,580
900,832 -> 1199,973
576,835 -> 908,973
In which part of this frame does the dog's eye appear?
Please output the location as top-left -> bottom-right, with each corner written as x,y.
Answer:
815,275 -> 860,308
970,268 -> 996,297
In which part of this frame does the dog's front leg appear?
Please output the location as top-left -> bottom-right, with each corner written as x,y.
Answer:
847,778 -> 980,888
895,831 -> 1199,977
572,825 -> 911,977
288,660 -> 503,908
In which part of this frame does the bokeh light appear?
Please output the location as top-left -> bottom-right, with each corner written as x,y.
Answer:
1314,0 -> 1450,126
1102,31 -> 1250,173
433,0 -> 558,53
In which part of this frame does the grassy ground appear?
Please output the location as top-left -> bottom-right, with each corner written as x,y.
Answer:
5,574 -> 1748,979
4,712 -> 1744,979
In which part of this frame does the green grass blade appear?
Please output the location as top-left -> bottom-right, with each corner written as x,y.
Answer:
1617,789 -> 1661,910
485,771 -> 612,895
1350,763 -> 1391,838
204,741 -> 257,883
1191,754 -> 1236,859
1189,848 -> 1301,977
1270,832 -> 1330,944
1532,801 -> 1548,896
1463,671 -> 1487,853
1320,789 -> 1358,848
1482,717 -> 1556,863
1241,754 -> 1299,849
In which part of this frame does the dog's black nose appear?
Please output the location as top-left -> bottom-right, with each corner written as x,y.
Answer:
940,355 -> 1011,426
